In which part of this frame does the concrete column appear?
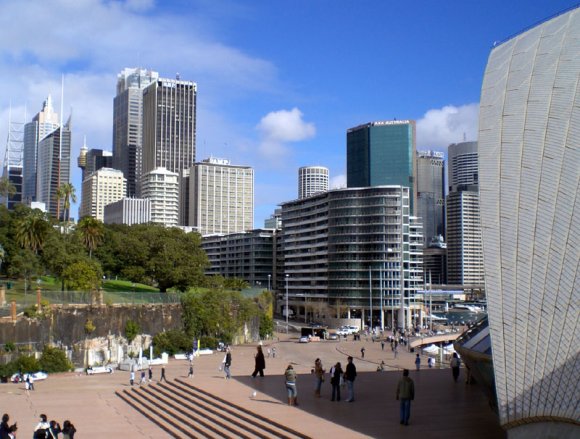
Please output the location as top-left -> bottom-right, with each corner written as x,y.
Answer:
10,300 -> 16,321
0,285 -> 5,306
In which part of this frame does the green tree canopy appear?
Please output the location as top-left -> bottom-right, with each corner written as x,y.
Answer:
76,216 -> 104,258
62,259 -> 103,291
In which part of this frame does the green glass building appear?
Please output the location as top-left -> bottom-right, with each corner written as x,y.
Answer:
347,120 -> 417,213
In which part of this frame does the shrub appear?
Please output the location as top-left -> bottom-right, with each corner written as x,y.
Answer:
152,330 -> 191,357
199,336 -> 218,349
13,355 -> 40,373
38,346 -> 73,373
124,320 -> 140,343
259,314 -> 274,339
3,342 -> 15,352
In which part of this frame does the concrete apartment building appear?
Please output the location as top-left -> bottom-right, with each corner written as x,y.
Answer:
79,168 -> 126,221
298,166 -> 329,199
103,198 -> 151,225
141,167 -> 179,226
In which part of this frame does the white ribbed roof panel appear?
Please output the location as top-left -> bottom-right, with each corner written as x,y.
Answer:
479,6 -> 580,429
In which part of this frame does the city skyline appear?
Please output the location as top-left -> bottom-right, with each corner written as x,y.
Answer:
0,0 -> 576,226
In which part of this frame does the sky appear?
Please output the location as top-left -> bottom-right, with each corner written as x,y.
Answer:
0,0 -> 577,226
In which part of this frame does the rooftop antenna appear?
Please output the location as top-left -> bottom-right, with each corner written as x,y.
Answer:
463,132 -> 466,142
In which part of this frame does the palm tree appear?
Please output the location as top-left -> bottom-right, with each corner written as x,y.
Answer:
0,177 -> 16,206
77,216 -> 104,258
56,183 -> 77,223
15,211 -> 50,254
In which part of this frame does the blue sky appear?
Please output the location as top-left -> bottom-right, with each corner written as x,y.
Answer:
0,0 -> 577,226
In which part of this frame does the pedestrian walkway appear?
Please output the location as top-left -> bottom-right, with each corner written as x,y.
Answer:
0,332 -> 505,438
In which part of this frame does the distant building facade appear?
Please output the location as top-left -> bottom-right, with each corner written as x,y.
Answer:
103,197 -> 151,225
36,122 -> 71,219
347,120 -> 417,212
416,150 -> 445,245
113,68 -> 159,197
281,186 -> 423,329
188,157 -> 253,235
141,167 -> 179,226
78,144 -> 113,183
142,76 -> 197,177
23,96 -> 60,202
79,168 -> 126,221
445,141 -> 483,285
298,166 -> 329,199
202,229 -> 274,287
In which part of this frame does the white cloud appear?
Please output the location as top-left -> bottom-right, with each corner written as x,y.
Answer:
330,174 -> 346,189
416,103 -> 479,149
256,108 -> 315,160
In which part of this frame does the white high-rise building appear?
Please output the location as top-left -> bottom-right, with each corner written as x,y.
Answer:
79,168 -> 126,221
188,157 -> 253,235
23,96 -> 60,201
298,166 -> 329,199
103,198 -> 151,225
141,167 -> 179,226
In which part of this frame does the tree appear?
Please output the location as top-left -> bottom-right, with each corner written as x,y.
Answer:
0,244 -> 5,275
41,232 -> 85,290
61,259 -> 103,291
76,217 -> 104,258
56,182 -> 76,223
38,346 -> 73,372
7,249 -> 40,294
14,210 -> 50,254
0,177 -> 16,200
125,320 -> 140,344
224,277 -> 250,291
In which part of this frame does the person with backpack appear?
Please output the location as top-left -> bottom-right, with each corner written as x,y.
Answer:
61,420 -> 76,439
47,420 -> 61,438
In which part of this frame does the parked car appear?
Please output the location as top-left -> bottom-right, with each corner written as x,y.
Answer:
299,336 -> 310,343
11,371 -> 48,383
328,333 -> 339,341
86,366 -> 114,375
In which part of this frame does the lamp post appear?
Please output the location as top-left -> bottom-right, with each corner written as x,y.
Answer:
268,274 -> 271,291
285,274 -> 289,334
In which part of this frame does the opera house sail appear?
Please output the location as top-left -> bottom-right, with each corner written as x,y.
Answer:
478,6 -> 579,438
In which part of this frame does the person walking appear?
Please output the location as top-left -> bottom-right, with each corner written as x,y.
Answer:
284,364 -> 298,406
223,348 -> 232,379
415,353 -> 421,371
428,357 -> 435,368
61,420 -> 76,439
396,369 -> 415,426
139,370 -> 147,385
313,358 -> 325,397
360,347 -> 365,358
381,340 -> 385,351
450,352 -> 461,382
148,366 -> 153,382
130,370 -> 135,386
329,362 -> 343,401
48,420 -> 62,438
252,346 -> 266,377
187,362 -> 194,378
272,347 -> 276,358
344,356 -> 357,402
160,365 -> 168,382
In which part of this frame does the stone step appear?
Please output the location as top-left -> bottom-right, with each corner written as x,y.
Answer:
145,383 -> 258,439
131,384 -> 240,438
173,378 -> 310,439
115,389 -> 186,438
156,381 -> 275,439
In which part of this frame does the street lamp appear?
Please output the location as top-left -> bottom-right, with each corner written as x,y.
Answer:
268,274 -> 271,292
285,274 -> 289,334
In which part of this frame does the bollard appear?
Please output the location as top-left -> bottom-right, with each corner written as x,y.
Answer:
11,300 -> 16,321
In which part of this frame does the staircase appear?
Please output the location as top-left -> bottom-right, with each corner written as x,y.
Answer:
116,378 -> 310,439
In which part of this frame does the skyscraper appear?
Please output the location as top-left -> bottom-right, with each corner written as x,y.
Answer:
78,142 -> 113,183
416,150 -> 445,245
112,68 -> 159,197
346,120 -> 417,211
478,6 -> 579,435
188,157 -> 253,235
298,166 -> 329,199
445,141 -> 483,285
22,96 -> 60,202
79,168 -> 126,221
36,121 -> 71,219
142,76 -> 197,178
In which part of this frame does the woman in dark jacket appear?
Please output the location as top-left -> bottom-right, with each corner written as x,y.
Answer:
0,413 -> 17,439
330,362 -> 343,401
252,346 -> 266,377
